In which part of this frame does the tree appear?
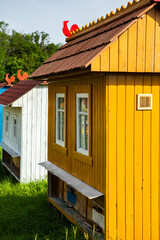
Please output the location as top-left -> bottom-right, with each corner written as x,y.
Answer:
0,22 -> 62,82
0,22 -> 10,80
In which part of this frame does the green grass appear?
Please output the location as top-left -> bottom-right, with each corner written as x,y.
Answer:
0,156 -> 84,240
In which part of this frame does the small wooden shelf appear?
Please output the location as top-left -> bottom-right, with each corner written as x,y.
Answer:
53,143 -> 68,156
48,197 -> 104,240
73,151 -> 93,166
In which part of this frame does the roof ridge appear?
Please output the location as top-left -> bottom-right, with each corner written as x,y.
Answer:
67,0 -> 152,42
29,0 -> 156,79
60,11 -> 139,51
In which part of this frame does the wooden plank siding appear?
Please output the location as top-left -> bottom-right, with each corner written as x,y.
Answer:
3,107 -> 22,155
47,6 -> 160,239
91,7 -> 160,74
105,73 -> 160,240
11,85 -> 48,182
48,75 -> 106,194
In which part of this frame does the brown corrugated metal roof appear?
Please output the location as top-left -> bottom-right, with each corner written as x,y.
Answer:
49,4 -> 151,55
0,83 -> 7,89
0,80 -> 42,106
29,3 -> 154,79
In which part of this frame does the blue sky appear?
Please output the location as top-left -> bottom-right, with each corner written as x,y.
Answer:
1,0 -> 130,44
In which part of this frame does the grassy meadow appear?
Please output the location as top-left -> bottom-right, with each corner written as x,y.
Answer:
0,149 -> 84,240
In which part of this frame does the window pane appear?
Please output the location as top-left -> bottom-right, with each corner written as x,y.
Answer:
80,115 -> 85,149
56,94 -> 65,147
80,98 -> 88,113
14,125 -> 16,137
6,115 -> 9,133
76,94 -> 89,155
58,98 -> 64,110
62,112 -> 64,142
85,116 -> 88,150
13,117 -> 16,138
6,122 -> 8,132
58,111 -> 62,140
79,114 -> 89,150
58,111 -> 65,141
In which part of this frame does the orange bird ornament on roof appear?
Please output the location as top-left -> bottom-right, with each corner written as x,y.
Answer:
17,69 -> 28,81
5,73 -> 15,86
62,21 -> 79,38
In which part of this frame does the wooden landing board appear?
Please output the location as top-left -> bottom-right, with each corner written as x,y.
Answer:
0,142 -> 20,158
2,162 -> 20,181
49,197 -> 104,240
40,161 -> 104,199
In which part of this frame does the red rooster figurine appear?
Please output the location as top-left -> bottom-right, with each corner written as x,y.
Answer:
62,21 -> 79,38
5,74 -> 15,86
17,69 -> 28,81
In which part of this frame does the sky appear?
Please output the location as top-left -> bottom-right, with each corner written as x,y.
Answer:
1,0 -> 130,45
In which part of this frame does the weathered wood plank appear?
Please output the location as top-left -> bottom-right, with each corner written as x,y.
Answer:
151,75 -> 159,240
145,9 -> 155,72
128,22 -> 137,72
109,40 -> 118,72
142,76 -> 151,240
49,197 -> 104,240
118,32 -> 128,72
134,76 -> 143,240
40,161 -> 104,199
125,75 -> 134,240
0,142 -> 20,157
108,75 -> 117,240
117,75 -> 126,239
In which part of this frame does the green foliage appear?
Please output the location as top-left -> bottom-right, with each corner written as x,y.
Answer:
0,158 -> 84,240
0,21 -> 62,82
0,149 -> 95,240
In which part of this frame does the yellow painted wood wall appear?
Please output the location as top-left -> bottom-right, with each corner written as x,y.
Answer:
105,73 -> 159,240
91,7 -> 160,73
90,5 -> 160,240
48,74 -> 106,194
48,5 -> 160,240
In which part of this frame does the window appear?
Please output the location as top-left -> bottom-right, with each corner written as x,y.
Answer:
56,94 -> 65,147
13,115 -> 17,141
76,93 -> 89,156
5,112 -> 10,137
137,94 -> 152,110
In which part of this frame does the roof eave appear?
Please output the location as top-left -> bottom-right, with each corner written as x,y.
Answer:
0,80 -> 43,107
29,66 -> 91,81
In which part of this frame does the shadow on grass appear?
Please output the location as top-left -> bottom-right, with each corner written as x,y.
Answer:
0,161 -> 83,240
0,161 -> 12,182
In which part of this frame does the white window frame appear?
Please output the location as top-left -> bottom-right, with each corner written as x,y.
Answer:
76,93 -> 89,156
137,94 -> 152,110
5,112 -> 10,137
56,93 -> 65,147
13,115 -> 17,142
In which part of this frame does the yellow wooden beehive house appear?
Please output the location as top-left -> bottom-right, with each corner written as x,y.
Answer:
30,0 -> 160,239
